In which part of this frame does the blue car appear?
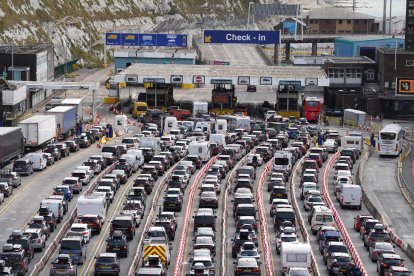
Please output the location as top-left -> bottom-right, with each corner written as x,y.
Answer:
287,127 -> 299,139
53,185 -> 73,201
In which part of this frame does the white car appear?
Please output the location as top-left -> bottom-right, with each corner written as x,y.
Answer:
172,170 -> 190,184
24,228 -> 46,251
0,193 -> 4,204
246,154 -> 263,166
68,223 -> 91,243
96,186 -> 114,203
323,139 -> 338,153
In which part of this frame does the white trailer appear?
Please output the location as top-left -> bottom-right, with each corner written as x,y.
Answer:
60,98 -> 84,123
76,195 -> 107,221
215,119 -> 227,135
188,142 -> 211,162
46,106 -> 77,140
18,115 -> 56,150
343,109 -> 366,126
281,242 -> 312,275
139,137 -> 160,151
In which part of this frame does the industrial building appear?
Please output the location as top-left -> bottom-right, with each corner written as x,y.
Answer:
114,48 -> 197,73
334,35 -> 405,60
0,43 -> 54,82
304,7 -> 379,35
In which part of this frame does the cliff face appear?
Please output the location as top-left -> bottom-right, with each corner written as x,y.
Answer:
0,0 -> 251,65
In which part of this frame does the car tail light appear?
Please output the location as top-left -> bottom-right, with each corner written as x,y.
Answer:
381,263 -> 389,268
395,145 -> 398,152
378,144 -> 381,151
252,268 -> 260,272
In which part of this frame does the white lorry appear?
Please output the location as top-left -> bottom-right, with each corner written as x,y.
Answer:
281,242 -> 312,275
76,195 -> 107,222
339,184 -> 362,210
193,101 -> 208,117
18,115 -> 56,151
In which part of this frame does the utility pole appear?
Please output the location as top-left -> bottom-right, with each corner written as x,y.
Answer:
389,0 -> 393,35
383,0 -> 387,34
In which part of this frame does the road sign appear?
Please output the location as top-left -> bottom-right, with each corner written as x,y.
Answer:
397,78 -> 414,94
143,78 -> 165,84
193,75 -> 205,84
213,61 -> 230,65
122,33 -> 139,46
279,80 -> 301,86
204,30 -> 280,44
157,34 -> 187,47
211,79 -> 233,85
106,33 -> 121,45
139,34 -> 157,46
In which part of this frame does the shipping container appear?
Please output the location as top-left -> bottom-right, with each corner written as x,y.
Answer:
18,115 -> 56,150
46,106 -> 76,139
343,109 -> 366,126
0,127 -> 24,168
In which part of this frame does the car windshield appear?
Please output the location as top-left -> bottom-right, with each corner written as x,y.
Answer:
148,231 -> 164,238
275,158 -> 289,165
63,179 -> 77,184
276,212 -> 294,221
71,227 -> 86,232
371,232 -> 389,239
336,256 -> 351,263
316,215 -> 333,222
97,257 -> 115,263
328,245 -> 347,253
81,217 -> 97,223
308,197 -> 322,203
240,250 -> 257,256
108,239 -> 125,246
60,240 -> 80,250
195,216 -> 213,224
14,161 -> 27,168
380,132 -> 396,140
281,236 -> 297,242
384,258 -> 403,266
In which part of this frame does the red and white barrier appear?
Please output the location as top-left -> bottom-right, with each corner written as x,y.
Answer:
221,155 -> 249,276
322,153 -> 367,275
172,157 -> 218,276
256,158 -> 275,276
289,156 -> 320,275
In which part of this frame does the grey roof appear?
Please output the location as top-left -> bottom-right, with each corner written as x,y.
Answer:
304,7 -> 376,20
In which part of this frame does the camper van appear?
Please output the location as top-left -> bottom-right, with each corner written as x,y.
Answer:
344,134 -> 363,153
215,119 -> 228,135
209,134 -> 226,147
188,142 -> 211,162
281,243 -> 312,275
164,117 -> 178,134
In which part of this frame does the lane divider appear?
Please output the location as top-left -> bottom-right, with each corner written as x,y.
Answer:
221,154 -> 249,276
322,153 -> 367,275
30,163 -> 116,276
289,156 -> 320,276
256,158 -> 274,276
172,157 -> 218,276
127,164 -> 178,276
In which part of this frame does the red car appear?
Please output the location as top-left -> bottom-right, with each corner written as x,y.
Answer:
353,214 -> 373,232
307,153 -> 323,168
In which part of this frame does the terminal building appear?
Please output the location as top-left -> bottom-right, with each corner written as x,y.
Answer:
114,48 -> 197,73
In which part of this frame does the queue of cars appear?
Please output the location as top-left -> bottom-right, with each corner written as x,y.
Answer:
0,126 -> 109,275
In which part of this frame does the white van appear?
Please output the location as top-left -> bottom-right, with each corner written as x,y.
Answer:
274,151 -> 293,174
164,117 -> 178,133
226,144 -> 243,160
120,154 -> 139,172
301,182 -> 317,200
188,142 -> 211,162
121,137 -> 139,149
344,135 -> 363,153
310,206 -> 334,234
339,184 -> 362,210
281,242 -> 312,275
126,149 -> 144,167
40,199 -> 64,222
25,153 -> 47,171
209,134 -> 226,147
77,195 -> 107,221
215,119 -> 228,135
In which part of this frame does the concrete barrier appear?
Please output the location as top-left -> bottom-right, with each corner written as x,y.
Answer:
172,157 -> 218,276
322,153 -> 367,275
30,163 -> 117,275
256,158 -> 275,276
127,164 -> 178,276
289,156 -> 320,276
221,154 -> 249,276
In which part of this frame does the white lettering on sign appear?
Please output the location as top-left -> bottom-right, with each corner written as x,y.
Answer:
225,34 -> 251,41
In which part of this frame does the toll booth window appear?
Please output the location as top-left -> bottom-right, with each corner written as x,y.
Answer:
117,121 -> 122,126
168,122 -> 173,127
199,148 -> 202,154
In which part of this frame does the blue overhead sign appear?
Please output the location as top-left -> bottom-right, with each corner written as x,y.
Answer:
204,30 -> 280,44
157,34 -> 187,47
106,33 -> 122,45
105,33 -> 188,47
139,34 -> 157,46
122,33 -> 139,46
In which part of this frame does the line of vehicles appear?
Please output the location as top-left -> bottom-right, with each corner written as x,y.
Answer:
0,125 -> 109,276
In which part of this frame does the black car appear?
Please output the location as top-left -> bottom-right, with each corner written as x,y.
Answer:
106,231 -> 129,257
163,194 -> 182,212
75,137 -> 91,148
7,231 -> 35,261
141,165 -> 158,180
115,163 -> 132,177
64,141 -> 80,152
94,253 -> 120,275
187,155 -> 202,169
140,148 -> 155,163
54,143 -> 70,157
102,146 -> 122,160
44,146 -> 62,161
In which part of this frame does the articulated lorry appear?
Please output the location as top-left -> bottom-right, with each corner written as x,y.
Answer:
46,106 -> 77,140
0,127 -> 24,169
18,115 -> 56,152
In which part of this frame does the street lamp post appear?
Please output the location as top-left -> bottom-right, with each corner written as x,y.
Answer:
247,2 -> 254,30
